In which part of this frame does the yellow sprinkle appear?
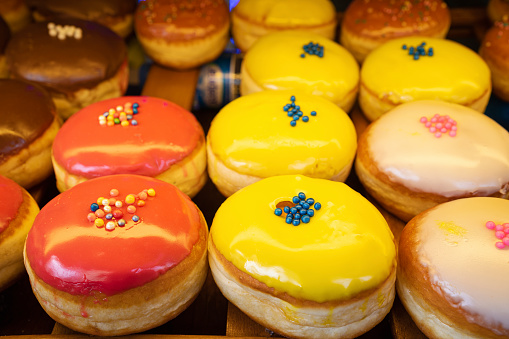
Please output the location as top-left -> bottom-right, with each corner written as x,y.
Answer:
95,219 -> 105,227
147,188 -> 156,197
97,197 -> 105,204
125,194 -> 136,204
121,120 -> 129,127
109,108 -> 115,114
116,105 -> 123,112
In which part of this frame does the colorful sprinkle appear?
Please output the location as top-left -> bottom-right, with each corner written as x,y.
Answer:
402,42 -> 433,60
47,22 -> 82,40
486,220 -> 509,249
98,102 -> 140,127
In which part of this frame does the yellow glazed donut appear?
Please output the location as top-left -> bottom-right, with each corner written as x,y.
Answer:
209,175 -> 397,339
241,31 -> 360,113
355,100 -> 509,222
398,197 -> 509,338
359,36 -> 492,121
231,0 -> 337,52
207,91 -> 357,197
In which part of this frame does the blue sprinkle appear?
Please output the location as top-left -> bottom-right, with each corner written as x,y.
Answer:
131,120 -> 138,126
413,54 -> 420,60
284,206 -> 290,213
298,192 -> 306,200
287,111 -> 293,117
307,209 -> 315,217
292,196 -> 300,204
117,219 -> 126,227
300,208 -> 307,215
290,96 -> 295,102
274,208 -> 282,216
295,105 -> 300,110
293,115 -> 299,121
126,114 -> 133,120
290,207 -> 298,214
294,213 -> 301,220
300,54 -> 305,58
103,112 -> 109,117
297,111 -> 303,116
302,116 -> 309,122
283,104 -> 290,111
105,213 -> 113,220
306,198 -> 314,205
301,215 -> 311,223
299,200 -> 306,206
133,108 -> 139,114
286,217 -> 293,224
90,203 -> 99,212
133,103 -> 139,108
295,204 -> 302,210
290,120 -> 297,127
310,111 -> 317,116
402,44 -> 407,50
314,202 -> 321,210
302,202 -> 310,209
292,219 -> 301,226
132,215 -> 140,222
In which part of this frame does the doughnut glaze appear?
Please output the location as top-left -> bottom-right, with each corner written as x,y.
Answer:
52,96 -> 203,179
207,91 -> 357,179
360,37 -> 491,117
0,79 -> 56,163
6,18 -> 127,95
0,175 -> 23,235
211,175 -> 396,302
25,174 -> 202,296
241,31 -> 359,109
363,101 -> 509,198
399,197 -> 509,336
233,0 -> 336,28
135,0 -> 229,41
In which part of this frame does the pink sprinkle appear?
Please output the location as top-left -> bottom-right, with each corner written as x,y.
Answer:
504,237 -> 509,246
440,127 -> 447,133
425,121 -> 431,128
445,122 -> 452,129
430,126 -> 436,133
505,228 -> 509,234
139,191 -> 148,200
496,224 -> 504,231
504,223 -> 509,228
451,125 -> 457,131
496,242 -> 505,249
127,205 -> 137,214
436,122 -> 443,129
420,117 -> 427,123
486,221 -> 496,229
435,132 -> 442,138
431,117 -> 438,123
87,213 -> 96,222
496,231 -> 505,239
109,189 -> 119,197
449,131 -> 457,137
95,209 -> 105,218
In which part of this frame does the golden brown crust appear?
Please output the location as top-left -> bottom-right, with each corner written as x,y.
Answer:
24,211 -> 209,336
340,0 -> 450,62
355,124 -> 508,222
397,211 -> 509,338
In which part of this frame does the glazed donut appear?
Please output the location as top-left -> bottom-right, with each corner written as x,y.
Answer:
51,96 -> 207,197
479,20 -> 509,102
0,174 -> 39,292
0,15 -> 10,78
355,100 -> 509,222
0,79 -> 61,189
487,0 -> 509,23
207,91 -> 357,197
209,174 -> 397,339
0,0 -> 30,33
134,0 -> 230,70
231,0 -> 337,52
5,18 -> 129,120
398,197 -> 509,338
26,0 -> 137,38
359,36 -> 491,121
240,31 -> 359,113
340,0 -> 450,63
24,174 -> 208,336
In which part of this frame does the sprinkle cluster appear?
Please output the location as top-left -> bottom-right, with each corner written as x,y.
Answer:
283,96 -> 317,127
402,42 -> 433,60
47,22 -> 82,40
420,114 -> 457,138
300,42 -> 324,58
98,102 -> 140,127
88,188 -> 156,231
274,192 -> 321,226
485,221 -> 509,249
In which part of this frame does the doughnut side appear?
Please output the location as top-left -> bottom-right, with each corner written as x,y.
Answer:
397,211 -> 509,338
23,211 -> 209,336
0,187 -> 39,291
209,235 -> 396,339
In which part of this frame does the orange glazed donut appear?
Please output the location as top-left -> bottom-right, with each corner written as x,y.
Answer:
398,197 -> 509,338
24,174 -> 208,336
0,79 -> 61,189
231,0 -> 338,52
479,20 -> 509,102
0,174 -> 39,292
52,96 -> 207,197
5,18 -> 129,120
209,175 -> 396,339
355,100 -> 509,222
134,0 -> 230,70
26,0 -> 137,38
340,0 -> 450,63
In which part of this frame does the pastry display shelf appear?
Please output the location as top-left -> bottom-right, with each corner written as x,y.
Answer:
0,6 -> 494,339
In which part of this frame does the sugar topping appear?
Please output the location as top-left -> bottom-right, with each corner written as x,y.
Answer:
274,192 -> 321,226
47,22 -> 82,40
98,102 -> 139,127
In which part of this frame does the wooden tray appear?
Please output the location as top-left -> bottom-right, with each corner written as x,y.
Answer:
0,5 -> 493,338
